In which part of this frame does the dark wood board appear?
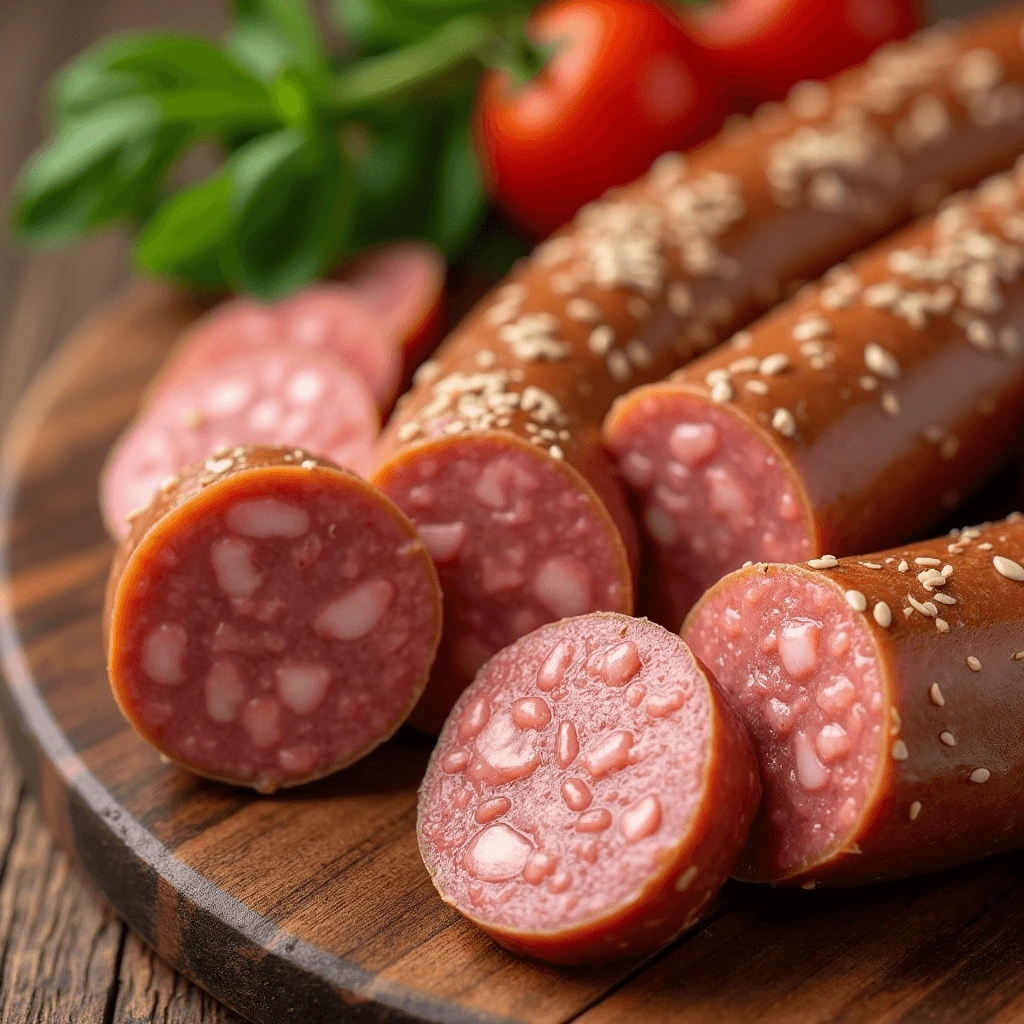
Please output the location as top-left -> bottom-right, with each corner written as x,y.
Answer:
7,285 -> 1024,1024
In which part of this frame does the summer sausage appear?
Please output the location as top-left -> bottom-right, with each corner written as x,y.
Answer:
606,162 -> 1024,629
683,513 -> 1024,887
375,8 -> 1024,732
105,445 -> 442,792
418,612 -> 760,964
102,345 -> 379,538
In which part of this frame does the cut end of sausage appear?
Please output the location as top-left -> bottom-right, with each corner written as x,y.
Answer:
418,612 -> 760,964
684,565 -> 887,882
106,448 -> 441,791
373,433 -> 634,735
605,387 -> 814,629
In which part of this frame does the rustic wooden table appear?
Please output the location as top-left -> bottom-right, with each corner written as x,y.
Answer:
0,0 -> 1008,1022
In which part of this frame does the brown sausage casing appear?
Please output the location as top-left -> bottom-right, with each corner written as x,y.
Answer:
376,8 -> 1024,729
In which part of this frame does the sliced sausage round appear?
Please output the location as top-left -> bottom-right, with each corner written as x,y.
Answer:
417,612 -> 760,964
105,445 -> 442,792
683,514 -> 1024,886
102,346 -> 379,538
150,283 -> 403,411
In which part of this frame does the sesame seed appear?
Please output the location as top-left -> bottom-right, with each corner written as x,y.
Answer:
589,325 -> 615,355
933,593 -> 957,605
978,542 -> 994,551
941,564 -> 953,577
808,555 -> 839,569
993,555 -> 1024,581
892,740 -> 909,761
668,282 -> 693,317
745,379 -> 770,395
729,356 -> 761,374
918,568 -> 947,590
861,561 -> 883,569
772,407 -> 797,436
549,445 -> 564,460
940,730 -> 956,746
898,560 -> 909,572
929,683 -> 945,706
1013,651 -> 1024,661
730,329 -> 752,349
793,315 -> 832,341
967,656 -> 981,671
627,340 -> 653,368
566,298 -> 602,323
915,557 -> 941,566
935,617 -> 949,633
970,768 -> 991,784
864,342 -> 901,379
859,375 -> 879,390
759,353 -> 790,375
881,391 -> 901,417
909,801 -> 922,821
710,379 -> 734,403
873,601 -> 892,627
845,589 -> 867,612
908,595 -> 938,617
607,350 -> 632,381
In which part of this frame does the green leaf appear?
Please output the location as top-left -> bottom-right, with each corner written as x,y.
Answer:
135,174 -> 232,289
331,0 -> 535,55
52,32 -> 269,122
228,0 -> 328,80
11,97 -> 162,242
427,107 -> 485,256
331,14 -> 493,112
219,128 -> 355,298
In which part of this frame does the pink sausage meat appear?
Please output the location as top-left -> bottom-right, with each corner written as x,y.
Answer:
105,446 -> 442,792
417,612 -> 760,964
151,283 -> 403,411
102,346 -> 378,538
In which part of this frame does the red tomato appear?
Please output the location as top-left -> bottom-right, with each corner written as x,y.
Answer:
690,0 -> 924,109
475,0 -> 727,239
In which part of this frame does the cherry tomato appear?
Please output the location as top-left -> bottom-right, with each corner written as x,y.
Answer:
689,0 -> 924,109
475,0 -> 727,239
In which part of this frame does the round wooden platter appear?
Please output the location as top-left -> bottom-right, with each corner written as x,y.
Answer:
6,283 -> 1024,1024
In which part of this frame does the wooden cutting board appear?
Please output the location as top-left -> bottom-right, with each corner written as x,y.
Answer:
4,281 -> 1024,1024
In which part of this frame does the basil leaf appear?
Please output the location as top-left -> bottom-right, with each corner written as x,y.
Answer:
53,32 -> 269,122
219,129 -> 354,298
427,99 -> 485,256
229,0 -> 328,80
349,112 -> 434,247
11,97 -> 162,241
134,174 -> 232,289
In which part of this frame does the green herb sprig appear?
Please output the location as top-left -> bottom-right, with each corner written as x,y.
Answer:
10,0 -> 544,299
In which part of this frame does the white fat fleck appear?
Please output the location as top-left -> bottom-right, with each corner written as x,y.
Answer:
142,623 -> 187,685
315,579 -> 394,640
226,499 -> 310,538
534,556 -> 592,619
276,663 -> 331,715
210,537 -> 262,599
205,660 -> 245,722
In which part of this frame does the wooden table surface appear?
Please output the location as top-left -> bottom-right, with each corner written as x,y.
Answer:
0,0 -> 1006,1021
